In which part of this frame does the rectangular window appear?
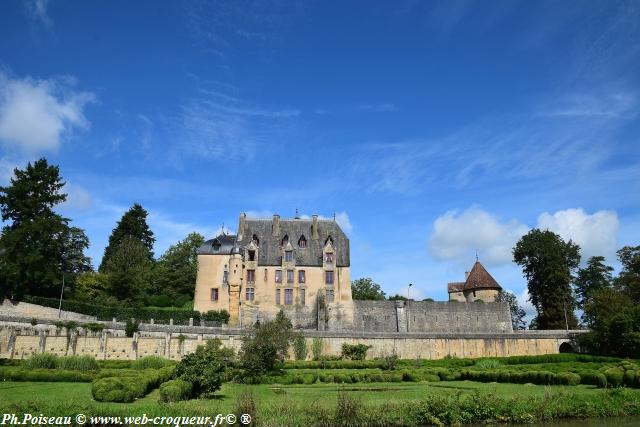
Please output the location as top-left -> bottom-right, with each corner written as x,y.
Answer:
325,253 -> 334,263
325,270 -> 334,284
298,270 -> 306,283
275,269 -> 282,283
287,269 -> 294,283
285,251 -> 293,262
284,288 -> 293,305
246,288 -> 254,301
247,269 -> 255,284
300,288 -> 305,305
210,288 -> 219,301
248,250 -> 255,261
276,289 -> 281,305
325,289 -> 335,303
222,271 -> 228,285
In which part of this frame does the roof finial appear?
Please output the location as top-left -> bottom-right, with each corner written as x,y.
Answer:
221,222 -> 225,235
475,250 -> 479,262
333,212 -> 336,221
295,208 -> 300,219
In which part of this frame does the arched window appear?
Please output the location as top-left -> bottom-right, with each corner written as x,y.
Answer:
281,234 -> 289,246
325,236 -> 333,246
252,234 -> 259,245
298,235 -> 307,248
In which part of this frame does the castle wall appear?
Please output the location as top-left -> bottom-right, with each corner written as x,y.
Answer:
352,301 -> 512,333
0,318 -> 582,361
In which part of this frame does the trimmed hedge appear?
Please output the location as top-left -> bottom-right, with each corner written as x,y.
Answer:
23,354 -> 99,372
0,367 -> 94,382
159,379 -> 193,403
132,356 -> 174,370
23,296 -> 229,325
91,366 -> 174,402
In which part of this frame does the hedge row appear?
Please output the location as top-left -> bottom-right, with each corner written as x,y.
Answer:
24,353 -> 99,371
24,296 -> 229,325
0,367 -> 94,382
91,366 -> 174,403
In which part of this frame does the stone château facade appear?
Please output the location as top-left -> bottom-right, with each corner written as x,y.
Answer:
447,260 -> 502,303
193,213 -> 353,328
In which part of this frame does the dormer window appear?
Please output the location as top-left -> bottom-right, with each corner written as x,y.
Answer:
325,236 -> 333,246
252,234 -> 259,245
298,235 -> 307,248
248,250 -> 256,261
325,252 -> 334,263
281,235 -> 289,246
212,240 -> 221,252
285,250 -> 293,262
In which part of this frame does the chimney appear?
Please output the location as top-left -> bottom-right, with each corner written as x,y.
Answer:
464,271 -> 470,280
312,215 -> 319,239
272,214 -> 280,237
238,212 -> 246,240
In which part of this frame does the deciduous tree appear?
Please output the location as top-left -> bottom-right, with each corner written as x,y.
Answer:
513,229 -> 580,330
351,277 -> 386,300
496,290 -> 527,330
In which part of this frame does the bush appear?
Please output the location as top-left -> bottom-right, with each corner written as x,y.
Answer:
24,353 -> 58,370
293,333 -> 307,361
174,338 -> 234,398
241,311 -> 293,375
604,367 -> 624,387
0,367 -> 94,382
125,319 -> 139,337
132,356 -> 173,370
56,355 -> 99,371
474,359 -> 502,369
341,344 -> 371,361
201,310 -> 230,324
379,353 -> 399,370
159,379 -> 193,403
92,366 -> 174,402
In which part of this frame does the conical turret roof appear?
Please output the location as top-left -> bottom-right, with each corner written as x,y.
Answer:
464,261 -> 501,290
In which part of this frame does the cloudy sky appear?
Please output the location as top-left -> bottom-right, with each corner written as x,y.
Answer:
1,0 -> 639,313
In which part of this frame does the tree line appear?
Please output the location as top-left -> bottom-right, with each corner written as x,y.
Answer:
0,158 -> 203,309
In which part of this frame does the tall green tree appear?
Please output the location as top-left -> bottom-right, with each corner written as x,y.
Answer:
614,245 -> 640,303
151,232 -> 205,303
496,290 -> 527,330
574,256 -> 613,323
513,229 -> 580,330
99,203 -> 155,272
0,159 -> 91,299
351,277 -> 386,300
240,310 -> 293,375
103,236 -> 152,304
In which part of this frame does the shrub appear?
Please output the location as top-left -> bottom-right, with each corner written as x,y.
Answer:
604,367 -> 624,387
235,389 -> 257,425
174,338 -> 234,398
293,333 -> 307,361
125,319 -> 139,337
24,353 -> 58,369
56,355 -> 99,371
159,379 -> 193,403
83,323 -> 105,333
132,356 -> 173,370
0,367 -> 94,382
92,366 -> 174,402
201,310 -> 230,324
379,353 -> 399,370
241,311 -> 293,375
341,344 -> 371,361
312,337 -> 323,361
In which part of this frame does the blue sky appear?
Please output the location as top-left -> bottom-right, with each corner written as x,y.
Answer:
1,0 -> 639,313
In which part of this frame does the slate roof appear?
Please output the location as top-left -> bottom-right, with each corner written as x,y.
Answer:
197,233 -> 238,255
446,261 -> 502,293
197,215 -> 350,267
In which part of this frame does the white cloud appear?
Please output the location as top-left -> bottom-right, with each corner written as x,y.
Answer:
148,211 -> 219,256
428,206 -> 529,266
0,72 -> 95,153
537,208 -> 619,261
59,183 -> 93,211
25,0 -> 53,28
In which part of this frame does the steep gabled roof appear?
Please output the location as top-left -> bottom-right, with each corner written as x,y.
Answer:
464,261 -> 501,290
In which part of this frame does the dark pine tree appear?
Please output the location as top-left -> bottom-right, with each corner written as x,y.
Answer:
513,229 -> 580,330
99,203 -> 155,272
0,159 -> 91,299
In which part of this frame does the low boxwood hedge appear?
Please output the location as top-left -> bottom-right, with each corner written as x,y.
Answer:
159,379 -> 193,403
91,366 -> 174,403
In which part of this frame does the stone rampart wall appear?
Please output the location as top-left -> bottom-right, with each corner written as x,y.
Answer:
1,299 -> 96,321
0,316 -> 583,361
